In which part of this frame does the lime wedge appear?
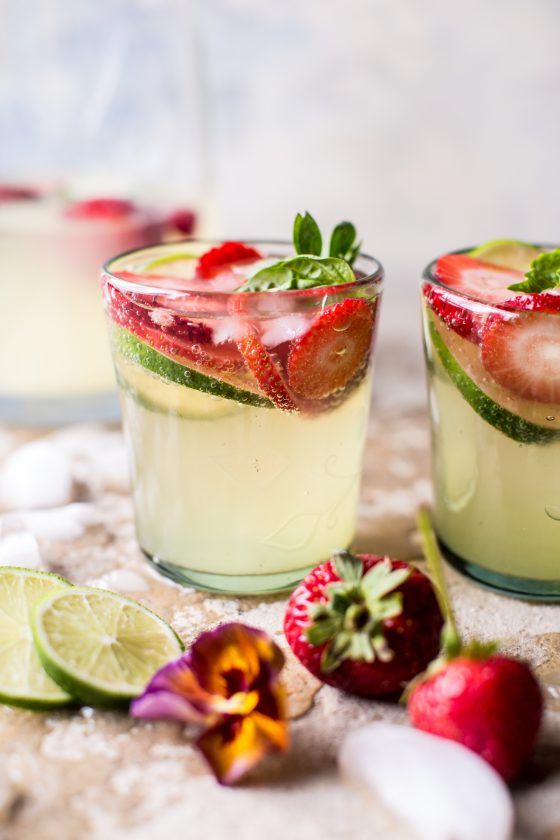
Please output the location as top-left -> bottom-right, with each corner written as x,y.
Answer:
144,252 -> 197,274
0,567 -> 73,709
112,326 -> 272,409
469,240 -> 542,272
115,355 -> 243,420
32,588 -> 183,707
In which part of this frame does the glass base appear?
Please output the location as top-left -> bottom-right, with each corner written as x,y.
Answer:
144,550 -> 313,595
0,392 -> 120,426
440,538 -> 560,602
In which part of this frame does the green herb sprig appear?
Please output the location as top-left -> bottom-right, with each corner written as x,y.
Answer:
508,248 -> 560,293
236,211 -> 362,293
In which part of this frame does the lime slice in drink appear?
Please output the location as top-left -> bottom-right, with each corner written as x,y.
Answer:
469,240 -> 542,272
144,252 -> 198,273
428,318 -> 560,445
32,588 -> 183,707
0,567 -> 73,709
115,355 -> 244,420
113,326 -> 273,409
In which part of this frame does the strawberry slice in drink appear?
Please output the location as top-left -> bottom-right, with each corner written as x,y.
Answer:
286,298 -> 374,400
196,242 -> 262,280
105,282 -> 244,379
481,295 -> 560,403
237,331 -> 297,411
426,254 -> 524,343
65,198 -> 137,220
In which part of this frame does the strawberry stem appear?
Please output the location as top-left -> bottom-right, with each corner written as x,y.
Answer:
416,506 -> 461,654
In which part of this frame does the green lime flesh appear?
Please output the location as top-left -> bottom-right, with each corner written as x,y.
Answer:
112,326 -> 272,410
144,252 -> 198,272
32,587 -> 184,708
0,567 -> 73,710
468,239 -> 542,272
428,319 -> 560,445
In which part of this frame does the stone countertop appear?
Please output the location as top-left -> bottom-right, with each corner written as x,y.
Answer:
0,409 -> 559,840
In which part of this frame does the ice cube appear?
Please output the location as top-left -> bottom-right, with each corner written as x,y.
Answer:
0,441 -> 74,511
0,530 -> 43,570
339,722 -> 514,840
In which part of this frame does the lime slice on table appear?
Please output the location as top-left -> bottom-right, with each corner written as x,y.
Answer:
112,326 -> 273,410
115,354 -> 243,420
0,567 -> 73,710
32,588 -> 183,707
144,251 -> 198,273
469,240 -> 542,272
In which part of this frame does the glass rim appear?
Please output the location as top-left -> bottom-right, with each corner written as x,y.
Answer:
422,243 -> 558,313
102,237 -> 384,304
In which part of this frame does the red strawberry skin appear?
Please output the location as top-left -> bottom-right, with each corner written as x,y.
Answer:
168,208 -> 197,235
196,242 -> 262,279
425,254 -> 524,344
237,331 -> 296,411
408,655 -> 543,781
284,555 -> 443,698
287,298 -> 374,399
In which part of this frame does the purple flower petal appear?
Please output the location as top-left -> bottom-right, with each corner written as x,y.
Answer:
131,689 -> 207,724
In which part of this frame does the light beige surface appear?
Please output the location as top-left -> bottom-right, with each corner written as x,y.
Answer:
0,410 -> 559,840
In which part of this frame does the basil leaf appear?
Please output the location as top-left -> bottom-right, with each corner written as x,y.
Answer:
330,221 -> 358,263
509,248 -> 560,293
236,255 -> 355,292
293,212 -> 322,256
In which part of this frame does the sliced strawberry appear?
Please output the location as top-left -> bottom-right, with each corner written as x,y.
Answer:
481,308 -> 560,403
66,198 -> 136,220
286,299 -> 374,400
167,208 -> 197,235
0,185 -> 39,201
503,292 -> 560,314
427,255 -> 525,344
237,331 -> 297,411
196,242 -> 262,280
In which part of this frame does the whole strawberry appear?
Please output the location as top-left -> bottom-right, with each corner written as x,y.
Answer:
408,648 -> 543,782
408,507 -> 544,782
284,550 -> 444,698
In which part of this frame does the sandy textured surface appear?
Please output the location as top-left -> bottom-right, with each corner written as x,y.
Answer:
0,410 -> 559,840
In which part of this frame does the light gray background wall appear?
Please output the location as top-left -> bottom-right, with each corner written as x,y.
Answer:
2,0 -> 560,407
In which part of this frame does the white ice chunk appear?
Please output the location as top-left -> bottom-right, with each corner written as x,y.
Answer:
0,441 -> 74,511
339,723 -> 514,840
90,569 -> 148,593
211,317 -> 246,344
261,314 -> 311,347
0,503 -> 99,542
0,531 -> 44,569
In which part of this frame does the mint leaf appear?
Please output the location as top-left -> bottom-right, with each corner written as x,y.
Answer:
508,248 -> 560,292
236,255 -> 355,292
329,221 -> 360,264
293,212 -> 322,256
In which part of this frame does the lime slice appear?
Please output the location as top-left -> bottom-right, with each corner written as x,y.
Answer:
144,251 -> 197,273
115,355 -> 243,420
112,326 -> 272,409
469,240 -> 542,272
428,318 -> 560,445
32,588 -> 184,707
0,567 -> 73,709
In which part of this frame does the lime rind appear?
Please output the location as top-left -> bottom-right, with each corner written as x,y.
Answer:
428,319 -> 560,446
32,587 -> 184,708
468,239 -> 542,272
0,567 -> 74,710
112,326 -> 273,410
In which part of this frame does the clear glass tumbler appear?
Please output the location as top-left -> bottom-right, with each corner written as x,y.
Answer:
103,240 -> 383,594
422,249 -> 560,600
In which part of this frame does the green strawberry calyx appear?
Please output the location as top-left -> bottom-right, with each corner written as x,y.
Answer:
305,550 -> 411,674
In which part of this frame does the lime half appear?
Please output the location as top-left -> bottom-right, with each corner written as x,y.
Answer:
469,239 -> 542,272
32,588 -> 183,707
0,567 -> 73,710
